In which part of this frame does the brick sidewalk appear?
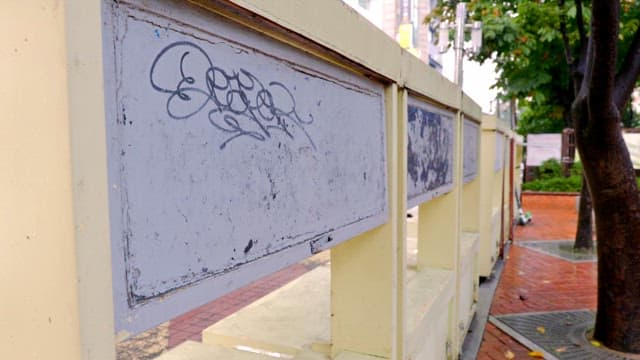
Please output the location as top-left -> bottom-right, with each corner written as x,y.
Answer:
476,193 -> 597,359
514,193 -> 579,241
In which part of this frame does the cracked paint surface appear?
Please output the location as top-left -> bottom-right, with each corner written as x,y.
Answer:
463,119 -> 480,183
407,98 -> 454,207
103,0 -> 388,334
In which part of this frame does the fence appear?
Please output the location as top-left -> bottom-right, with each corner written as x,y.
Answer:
1,1 -> 520,359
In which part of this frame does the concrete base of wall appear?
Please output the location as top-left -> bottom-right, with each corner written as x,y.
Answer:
157,340 -> 384,360
157,230 -> 475,360
202,265 -> 330,358
479,207 -> 501,277
156,341 -> 275,359
406,266 -> 455,360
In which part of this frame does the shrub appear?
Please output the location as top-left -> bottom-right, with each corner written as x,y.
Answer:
570,161 -> 583,177
537,158 -> 563,180
524,160 -> 640,192
522,175 -> 582,192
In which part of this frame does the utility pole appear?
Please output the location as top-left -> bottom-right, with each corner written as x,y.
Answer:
438,2 -> 482,86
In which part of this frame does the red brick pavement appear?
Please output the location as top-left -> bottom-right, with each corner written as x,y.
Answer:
515,192 -> 579,241
490,245 -> 596,315
480,323 -> 534,360
476,192 -> 598,359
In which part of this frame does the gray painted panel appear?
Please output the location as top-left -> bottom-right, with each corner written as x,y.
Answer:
407,97 -> 455,208
463,119 -> 479,183
102,0 -> 387,335
495,133 -> 505,171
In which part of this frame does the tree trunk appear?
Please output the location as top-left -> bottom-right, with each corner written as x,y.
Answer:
587,137 -> 640,352
573,1 -> 640,352
576,91 -> 640,353
575,93 -> 640,353
573,177 -> 593,251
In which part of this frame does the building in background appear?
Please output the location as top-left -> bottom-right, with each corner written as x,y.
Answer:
344,0 -> 498,114
343,0 -> 442,70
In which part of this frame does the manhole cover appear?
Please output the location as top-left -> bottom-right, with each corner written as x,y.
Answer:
519,240 -> 596,262
490,310 -> 637,359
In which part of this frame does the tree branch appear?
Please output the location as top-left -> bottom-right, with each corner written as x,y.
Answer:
614,25 -> 640,111
558,0 -> 578,94
573,36 -> 592,131
575,0 -> 587,52
571,0 -> 590,89
589,0 -> 619,109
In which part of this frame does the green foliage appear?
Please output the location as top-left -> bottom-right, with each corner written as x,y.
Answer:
517,103 -> 566,135
523,160 -> 640,192
622,105 -> 640,128
464,0 -> 575,135
523,160 -> 583,192
536,159 -> 563,180
570,161 -> 584,177
429,0 -> 640,136
522,175 -> 582,192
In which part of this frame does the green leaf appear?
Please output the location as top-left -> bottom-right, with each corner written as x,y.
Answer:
428,0 -> 638,138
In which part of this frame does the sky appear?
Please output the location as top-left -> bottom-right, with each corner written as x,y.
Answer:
440,49 -> 499,114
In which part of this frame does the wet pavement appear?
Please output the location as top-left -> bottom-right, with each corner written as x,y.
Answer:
476,193 -> 598,359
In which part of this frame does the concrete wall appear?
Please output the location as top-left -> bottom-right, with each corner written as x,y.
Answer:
2,1 -> 117,359
2,1 -> 517,359
478,115 -> 517,277
1,2 -> 83,359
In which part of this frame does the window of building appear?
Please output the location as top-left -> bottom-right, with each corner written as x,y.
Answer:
358,0 -> 371,10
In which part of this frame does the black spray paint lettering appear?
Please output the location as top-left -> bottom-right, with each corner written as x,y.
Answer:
149,41 -> 317,150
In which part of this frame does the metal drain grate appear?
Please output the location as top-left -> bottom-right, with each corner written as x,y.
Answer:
490,310 -> 636,359
518,240 -> 596,263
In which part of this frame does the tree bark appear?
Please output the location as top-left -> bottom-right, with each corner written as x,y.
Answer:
576,0 -> 640,352
573,176 -> 593,250
584,114 -> 640,352
558,0 -> 593,250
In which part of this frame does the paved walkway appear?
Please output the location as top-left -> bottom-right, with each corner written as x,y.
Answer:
116,253 -> 330,359
117,192 -> 595,359
476,193 -> 597,359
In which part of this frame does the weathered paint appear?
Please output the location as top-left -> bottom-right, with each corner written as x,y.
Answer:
4,0 -> 512,357
104,0 -> 387,335
495,132 -> 505,171
407,97 -> 455,208
463,118 -> 480,183
331,85 -> 406,359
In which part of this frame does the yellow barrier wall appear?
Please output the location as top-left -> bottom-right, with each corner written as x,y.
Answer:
3,1 -> 516,359
1,2 -> 82,359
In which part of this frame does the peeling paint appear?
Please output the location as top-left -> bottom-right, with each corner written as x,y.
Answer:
243,239 -> 254,255
407,98 -> 454,207
105,0 -> 388,332
463,119 -> 480,183
495,133 -> 505,171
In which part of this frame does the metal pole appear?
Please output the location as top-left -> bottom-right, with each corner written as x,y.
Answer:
454,2 -> 466,86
